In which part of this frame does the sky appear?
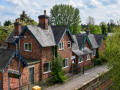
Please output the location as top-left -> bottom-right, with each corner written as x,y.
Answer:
0,0 -> 120,25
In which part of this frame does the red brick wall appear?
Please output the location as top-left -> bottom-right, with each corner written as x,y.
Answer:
99,40 -> 105,56
58,33 -> 73,72
8,43 -> 15,49
73,40 -> 93,69
20,30 -> 42,60
21,63 -> 40,86
40,47 -> 53,80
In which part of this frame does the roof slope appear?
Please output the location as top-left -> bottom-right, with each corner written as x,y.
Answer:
0,49 -> 15,72
88,34 -> 99,49
94,34 -> 103,46
6,31 -> 16,43
26,25 -> 56,47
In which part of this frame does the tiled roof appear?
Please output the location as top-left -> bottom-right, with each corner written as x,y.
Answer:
24,58 -> 40,65
94,34 -> 103,46
88,34 -> 99,49
52,26 -> 66,44
26,25 -> 56,47
0,48 -> 15,72
5,31 -> 16,43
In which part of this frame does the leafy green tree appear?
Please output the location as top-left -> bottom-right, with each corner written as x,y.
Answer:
19,11 -> 37,25
107,23 -> 111,33
51,55 -> 66,83
4,20 -> 12,26
103,32 -> 120,89
50,4 -> 81,34
100,22 -> 107,37
89,24 -> 102,34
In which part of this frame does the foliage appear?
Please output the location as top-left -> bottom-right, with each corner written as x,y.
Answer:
50,55 -> 67,83
89,24 -> 102,34
103,32 -> 120,89
50,4 -> 81,34
4,20 -> 12,26
100,22 -> 107,37
19,11 -> 38,26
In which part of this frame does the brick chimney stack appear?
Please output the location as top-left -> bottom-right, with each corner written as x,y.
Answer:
38,10 -> 49,30
14,18 -> 22,35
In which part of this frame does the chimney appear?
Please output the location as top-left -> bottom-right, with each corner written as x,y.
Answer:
85,26 -> 90,35
38,10 -> 49,30
14,18 -> 22,35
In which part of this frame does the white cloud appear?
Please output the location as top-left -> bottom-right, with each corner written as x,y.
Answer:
0,0 -> 120,25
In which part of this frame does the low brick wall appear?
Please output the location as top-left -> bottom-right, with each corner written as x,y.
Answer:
77,71 -> 111,90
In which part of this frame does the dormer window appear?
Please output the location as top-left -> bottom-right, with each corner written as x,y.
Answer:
59,41 -> 64,50
78,56 -> 83,63
24,43 -> 32,52
93,49 -> 96,56
87,54 -> 91,60
67,41 -> 71,48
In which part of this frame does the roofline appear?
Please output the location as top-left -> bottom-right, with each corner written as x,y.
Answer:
80,35 -> 93,50
58,28 -> 74,44
13,26 -> 42,48
1,51 -> 28,73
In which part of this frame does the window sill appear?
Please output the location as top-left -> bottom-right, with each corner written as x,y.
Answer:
78,61 -> 83,64
87,59 -> 91,61
43,71 -> 51,74
63,66 -> 69,69
24,50 -> 32,52
59,49 -> 64,51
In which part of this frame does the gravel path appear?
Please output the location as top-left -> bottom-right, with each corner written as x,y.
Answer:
44,65 -> 108,90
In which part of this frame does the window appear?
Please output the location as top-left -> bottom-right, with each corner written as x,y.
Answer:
59,41 -> 64,50
87,54 -> 91,60
78,56 -> 83,63
24,43 -> 32,52
93,49 -> 96,56
44,62 -> 51,73
63,58 -> 68,68
67,41 -> 71,48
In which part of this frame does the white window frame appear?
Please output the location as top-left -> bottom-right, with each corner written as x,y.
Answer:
87,54 -> 91,60
93,49 -> 96,56
67,41 -> 71,48
63,58 -> 69,68
78,56 -> 83,63
24,43 -> 32,52
58,41 -> 64,50
43,62 -> 51,74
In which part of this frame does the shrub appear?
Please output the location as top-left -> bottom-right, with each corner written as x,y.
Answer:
93,58 -> 103,66
50,55 -> 67,84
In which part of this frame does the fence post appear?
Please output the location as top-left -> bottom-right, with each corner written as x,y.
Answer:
0,80 -> 1,90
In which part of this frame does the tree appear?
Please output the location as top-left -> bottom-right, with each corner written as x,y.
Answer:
51,55 -> 66,83
100,22 -> 107,37
87,16 -> 95,25
103,32 -> 120,89
89,24 -> 102,34
4,20 -> 12,26
50,4 -> 81,34
19,11 -> 37,25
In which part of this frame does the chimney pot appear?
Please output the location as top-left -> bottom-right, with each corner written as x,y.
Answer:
44,10 -> 46,16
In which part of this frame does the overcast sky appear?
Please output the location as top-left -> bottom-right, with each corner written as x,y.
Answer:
0,0 -> 120,25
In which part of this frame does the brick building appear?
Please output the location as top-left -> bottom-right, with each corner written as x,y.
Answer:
0,10 -> 104,90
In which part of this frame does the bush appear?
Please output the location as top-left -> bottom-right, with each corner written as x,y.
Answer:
93,58 -> 103,66
50,55 -> 67,84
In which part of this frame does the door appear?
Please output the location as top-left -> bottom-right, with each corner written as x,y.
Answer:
29,67 -> 34,84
